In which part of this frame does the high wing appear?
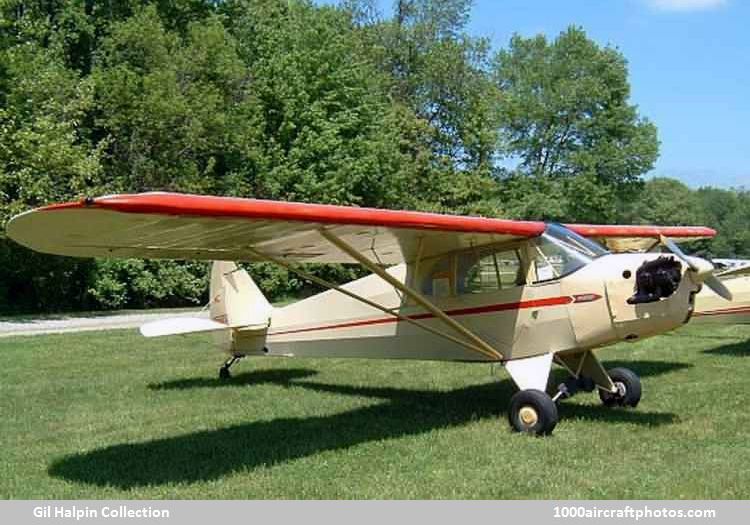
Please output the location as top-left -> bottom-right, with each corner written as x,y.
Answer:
6,192 -> 544,264
566,224 -> 716,252
6,192 -> 716,264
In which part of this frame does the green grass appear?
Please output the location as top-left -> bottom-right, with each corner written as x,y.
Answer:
1,323 -> 749,499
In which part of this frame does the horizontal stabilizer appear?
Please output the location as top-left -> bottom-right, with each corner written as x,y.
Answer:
140,317 -> 230,337
139,317 -> 268,337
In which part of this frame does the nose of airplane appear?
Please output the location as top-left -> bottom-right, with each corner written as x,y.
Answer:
624,251 -> 732,306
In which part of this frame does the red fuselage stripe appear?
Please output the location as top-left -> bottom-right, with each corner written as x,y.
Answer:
694,305 -> 750,317
268,295 -> 579,337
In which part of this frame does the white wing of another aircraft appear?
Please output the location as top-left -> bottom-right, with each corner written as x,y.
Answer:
712,258 -> 750,278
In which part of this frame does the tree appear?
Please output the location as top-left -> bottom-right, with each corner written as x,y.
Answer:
493,27 -> 659,222
0,3 -> 107,312
624,178 -> 705,226
221,0 -> 417,208
343,0 -> 502,213
695,187 -> 750,257
93,6 -> 248,194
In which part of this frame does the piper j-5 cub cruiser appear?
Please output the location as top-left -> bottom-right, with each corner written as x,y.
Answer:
7,193 -> 731,435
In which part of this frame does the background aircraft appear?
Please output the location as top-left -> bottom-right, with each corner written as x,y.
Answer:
693,262 -> 750,324
7,192 -> 729,435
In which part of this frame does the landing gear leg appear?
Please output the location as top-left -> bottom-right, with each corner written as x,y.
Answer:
554,351 -> 615,398
555,352 -> 642,408
553,375 -> 596,401
219,355 -> 243,380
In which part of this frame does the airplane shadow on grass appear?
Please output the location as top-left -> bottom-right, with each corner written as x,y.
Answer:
665,332 -> 741,341
49,360 -> 687,489
702,340 -> 750,357
146,368 -> 319,390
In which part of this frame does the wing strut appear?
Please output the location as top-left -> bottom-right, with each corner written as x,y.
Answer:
245,247 -> 499,360
319,229 -> 504,360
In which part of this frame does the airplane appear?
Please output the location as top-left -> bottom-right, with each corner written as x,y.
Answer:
693,262 -> 750,324
6,192 -> 733,435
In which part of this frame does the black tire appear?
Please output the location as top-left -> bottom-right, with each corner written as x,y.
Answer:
508,389 -> 559,435
599,367 -> 641,408
219,367 -> 231,380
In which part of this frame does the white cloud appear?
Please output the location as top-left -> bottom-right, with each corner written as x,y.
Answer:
647,0 -> 727,11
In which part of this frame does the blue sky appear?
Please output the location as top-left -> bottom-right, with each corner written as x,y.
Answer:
321,0 -> 749,188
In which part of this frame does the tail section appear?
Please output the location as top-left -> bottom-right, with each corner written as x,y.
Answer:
209,261 -> 272,328
140,262 -> 273,351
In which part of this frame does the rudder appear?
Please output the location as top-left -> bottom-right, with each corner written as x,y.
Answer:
209,261 -> 273,328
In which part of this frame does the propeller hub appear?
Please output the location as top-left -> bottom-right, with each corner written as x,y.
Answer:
659,236 -> 733,301
685,256 -> 714,279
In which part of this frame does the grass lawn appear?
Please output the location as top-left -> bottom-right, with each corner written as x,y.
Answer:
1,322 -> 749,499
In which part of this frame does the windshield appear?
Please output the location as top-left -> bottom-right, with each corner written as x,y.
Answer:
546,223 -> 609,258
532,224 -> 609,282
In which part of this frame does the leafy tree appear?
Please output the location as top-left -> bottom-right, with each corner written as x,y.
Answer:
624,178 -> 706,226
695,187 -> 750,258
88,259 -> 208,309
220,0 -> 417,208
93,6 -> 248,194
343,0 -> 502,212
493,27 -> 659,222
0,4 -> 106,312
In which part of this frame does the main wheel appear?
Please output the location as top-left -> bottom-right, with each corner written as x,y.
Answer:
508,389 -> 559,435
599,367 -> 641,408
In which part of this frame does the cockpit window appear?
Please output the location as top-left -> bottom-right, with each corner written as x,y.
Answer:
458,248 -> 524,294
422,256 -> 454,297
423,246 -> 526,297
532,224 -> 608,283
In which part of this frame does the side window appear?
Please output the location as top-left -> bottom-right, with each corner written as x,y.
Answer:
422,256 -> 454,297
458,248 -> 524,294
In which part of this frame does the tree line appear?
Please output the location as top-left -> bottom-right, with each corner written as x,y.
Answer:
0,0 -> 740,312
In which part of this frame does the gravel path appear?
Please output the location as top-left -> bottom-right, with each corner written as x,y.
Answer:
0,309 -> 208,338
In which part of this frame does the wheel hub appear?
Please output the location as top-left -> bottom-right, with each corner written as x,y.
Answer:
614,381 -> 627,397
519,406 -> 539,427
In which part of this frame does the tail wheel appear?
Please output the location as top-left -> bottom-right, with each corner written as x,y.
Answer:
599,367 -> 642,408
508,389 -> 558,436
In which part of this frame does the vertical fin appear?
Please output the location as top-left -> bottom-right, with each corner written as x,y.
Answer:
209,261 -> 272,327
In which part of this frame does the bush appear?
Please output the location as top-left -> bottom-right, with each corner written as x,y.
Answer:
88,259 -> 208,310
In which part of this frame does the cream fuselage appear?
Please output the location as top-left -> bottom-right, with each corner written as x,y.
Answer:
229,253 -> 700,362
693,274 -> 750,324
